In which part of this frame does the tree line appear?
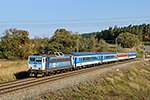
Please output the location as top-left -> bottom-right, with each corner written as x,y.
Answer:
82,24 -> 150,47
0,28 -> 109,60
0,23 -> 149,60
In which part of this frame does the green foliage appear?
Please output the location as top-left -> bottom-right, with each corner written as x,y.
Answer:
47,29 -> 81,52
0,28 -> 33,60
97,39 -> 109,51
82,24 -> 150,43
117,32 -> 140,48
144,41 -> 150,45
1,23 -> 149,60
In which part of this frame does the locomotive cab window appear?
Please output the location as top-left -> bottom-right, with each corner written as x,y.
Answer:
36,58 -> 42,62
30,57 -> 35,62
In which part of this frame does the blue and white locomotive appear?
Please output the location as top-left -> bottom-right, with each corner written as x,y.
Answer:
28,51 -> 136,77
28,52 -> 73,77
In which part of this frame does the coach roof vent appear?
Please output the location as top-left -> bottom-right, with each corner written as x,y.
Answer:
54,52 -> 64,56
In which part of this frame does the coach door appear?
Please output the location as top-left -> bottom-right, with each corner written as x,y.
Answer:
74,57 -> 77,68
42,57 -> 46,70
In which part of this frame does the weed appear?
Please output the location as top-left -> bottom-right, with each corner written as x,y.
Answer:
129,82 -> 140,91
146,65 -> 150,71
115,84 -> 126,91
128,76 -> 134,81
113,76 -> 121,81
129,71 -> 136,77
105,77 -> 115,85
78,86 -> 86,91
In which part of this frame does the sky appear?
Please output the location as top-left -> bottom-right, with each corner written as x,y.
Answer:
0,0 -> 150,39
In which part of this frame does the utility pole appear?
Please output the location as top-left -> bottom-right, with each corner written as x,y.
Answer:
77,39 -> 79,52
134,43 -> 136,52
116,38 -> 117,53
119,43 -> 121,52
143,42 -> 145,61
116,38 -> 117,67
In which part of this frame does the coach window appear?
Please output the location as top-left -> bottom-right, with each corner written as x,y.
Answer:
99,56 -> 101,60
80,58 -> 82,61
111,55 -> 115,58
105,56 -> 109,59
83,57 -> 86,61
86,57 -> 90,61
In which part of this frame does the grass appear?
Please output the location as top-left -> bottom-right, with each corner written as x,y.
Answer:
42,60 -> 150,100
0,60 -> 28,83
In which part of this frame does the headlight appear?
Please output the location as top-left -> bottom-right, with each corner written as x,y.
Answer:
29,64 -> 34,67
37,65 -> 42,67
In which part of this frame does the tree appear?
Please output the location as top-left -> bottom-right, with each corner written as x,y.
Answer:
0,28 -> 32,59
117,32 -> 140,48
48,29 -> 81,52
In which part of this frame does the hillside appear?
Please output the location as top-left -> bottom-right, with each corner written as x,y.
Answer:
41,60 -> 150,100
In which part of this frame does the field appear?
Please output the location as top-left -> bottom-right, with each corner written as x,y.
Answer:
0,59 -> 28,83
41,60 -> 150,100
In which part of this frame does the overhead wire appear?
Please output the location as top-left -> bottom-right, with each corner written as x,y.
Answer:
0,16 -> 149,29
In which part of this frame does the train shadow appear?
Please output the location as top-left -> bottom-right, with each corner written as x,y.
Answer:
14,71 -> 29,79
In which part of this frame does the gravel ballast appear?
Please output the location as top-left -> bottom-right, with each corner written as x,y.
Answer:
0,60 -> 143,100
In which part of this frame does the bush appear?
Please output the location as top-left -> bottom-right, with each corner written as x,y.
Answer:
144,41 -> 150,45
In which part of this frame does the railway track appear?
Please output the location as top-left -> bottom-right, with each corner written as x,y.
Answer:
0,58 -> 141,96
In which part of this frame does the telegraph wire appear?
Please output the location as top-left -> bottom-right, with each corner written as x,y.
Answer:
0,15 -> 150,23
0,16 -> 149,30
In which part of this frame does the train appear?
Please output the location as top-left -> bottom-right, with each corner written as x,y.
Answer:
28,51 -> 136,77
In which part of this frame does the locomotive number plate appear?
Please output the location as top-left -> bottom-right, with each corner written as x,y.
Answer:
33,67 -> 38,69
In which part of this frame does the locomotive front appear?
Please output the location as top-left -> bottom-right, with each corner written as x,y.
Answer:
28,55 -> 46,77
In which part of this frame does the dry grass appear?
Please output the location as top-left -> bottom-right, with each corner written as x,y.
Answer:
42,60 -> 150,100
0,60 -> 28,82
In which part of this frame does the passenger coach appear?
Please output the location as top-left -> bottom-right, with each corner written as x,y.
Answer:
127,51 -> 136,59
69,52 -> 101,68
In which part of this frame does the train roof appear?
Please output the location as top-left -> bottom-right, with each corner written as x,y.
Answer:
29,54 -> 72,57
126,51 -> 136,53
29,52 -> 72,57
68,52 -> 116,56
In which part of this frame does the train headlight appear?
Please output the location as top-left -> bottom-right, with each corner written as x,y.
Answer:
37,65 -> 42,67
29,64 -> 34,67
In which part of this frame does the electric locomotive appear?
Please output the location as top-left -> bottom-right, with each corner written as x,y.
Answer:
28,51 -> 73,77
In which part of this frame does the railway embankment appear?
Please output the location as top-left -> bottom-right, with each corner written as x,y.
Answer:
0,58 -> 149,100
40,59 -> 150,100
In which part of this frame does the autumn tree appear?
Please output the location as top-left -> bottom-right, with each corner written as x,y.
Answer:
117,32 -> 140,48
0,28 -> 33,59
47,29 -> 81,52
